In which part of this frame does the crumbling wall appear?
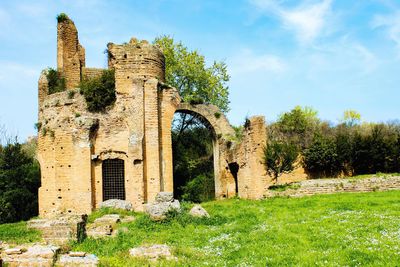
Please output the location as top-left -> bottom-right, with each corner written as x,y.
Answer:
233,116 -> 270,199
38,15 -> 169,215
57,17 -> 85,90
108,38 -> 165,94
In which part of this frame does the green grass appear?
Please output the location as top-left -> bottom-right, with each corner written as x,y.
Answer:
0,221 -> 41,244
69,191 -> 400,266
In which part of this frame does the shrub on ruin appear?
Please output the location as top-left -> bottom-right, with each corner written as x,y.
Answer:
46,68 -> 66,94
80,69 -> 116,112
56,13 -> 69,23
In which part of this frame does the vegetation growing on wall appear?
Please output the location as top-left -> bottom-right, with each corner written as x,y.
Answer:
56,13 -> 69,23
80,69 -> 116,112
46,68 -> 66,94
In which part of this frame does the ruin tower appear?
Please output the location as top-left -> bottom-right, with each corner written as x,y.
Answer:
37,14 -> 176,217
57,15 -> 85,90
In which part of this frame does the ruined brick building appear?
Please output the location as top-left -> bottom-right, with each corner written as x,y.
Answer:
37,16 -> 270,216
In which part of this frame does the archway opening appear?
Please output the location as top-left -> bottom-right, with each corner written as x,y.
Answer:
102,159 -> 125,201
172,112 -> 215,202
228,162 -> 239,195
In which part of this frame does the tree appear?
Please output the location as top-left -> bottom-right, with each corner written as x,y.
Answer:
341,110 -> 361,127
274,106 -> 320,149
153,35 -> 230,112
303,134 -> 340,178
0,140 -> 40,223
264,141 -> 298,182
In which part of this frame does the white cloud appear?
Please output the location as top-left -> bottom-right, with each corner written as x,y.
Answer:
228,49 -> 287,75
371,11 -> 400,56
249,0 -> 333,44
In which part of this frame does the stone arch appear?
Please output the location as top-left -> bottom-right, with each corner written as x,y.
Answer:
161,101 -> 238,199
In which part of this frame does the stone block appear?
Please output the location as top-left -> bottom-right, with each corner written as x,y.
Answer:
99,199 -> 133,211
94,214 -> 121,224
129,244 -> 176,261
155,192 -> 174,203
2,245 -> 59,267
58,253 -> 99,266
189,204 -> 210,218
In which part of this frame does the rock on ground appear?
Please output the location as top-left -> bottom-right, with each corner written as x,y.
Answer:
94,214 -> 121,225
1,245 -> 60,267
58,253 -> 99,266
189,204 -> 210,218
120,216 -> 135,223
144,192 -> 181,221
99,199 -> 133,211
86,214 -> 124,239
129,244 -> 176,261
155,192 -> 174,203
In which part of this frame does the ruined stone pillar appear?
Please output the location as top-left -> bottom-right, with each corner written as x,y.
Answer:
57,16 -> 85,90
159,86 -> 181,192
143,79 -> 162,202
237,116 -> 269,199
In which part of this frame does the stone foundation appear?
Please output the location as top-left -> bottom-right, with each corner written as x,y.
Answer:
265,176 -> 400,198
27,215 -> 87,245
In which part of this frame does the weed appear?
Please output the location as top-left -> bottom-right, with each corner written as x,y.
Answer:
34,122 -> 42,131
68,90 -> 76,99
56,13 -> 69,23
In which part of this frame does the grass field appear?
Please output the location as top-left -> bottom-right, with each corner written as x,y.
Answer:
0,221 -> 41,244
68,191 -> 400,266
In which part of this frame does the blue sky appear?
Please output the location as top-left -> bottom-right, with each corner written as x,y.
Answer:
0,0 -> 399,141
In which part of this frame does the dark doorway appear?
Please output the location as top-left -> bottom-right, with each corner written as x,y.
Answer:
102,159 -> 126,201
228,162 -> 239,195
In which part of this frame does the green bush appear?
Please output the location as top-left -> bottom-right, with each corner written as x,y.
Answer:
264,141 -> 298,182
0,142 -> 40,223
181,174 -> 215,203
303,134 -> 340,177
46,68 -> 66,94
80,69 -> 116,112
352,124 -> 400,175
